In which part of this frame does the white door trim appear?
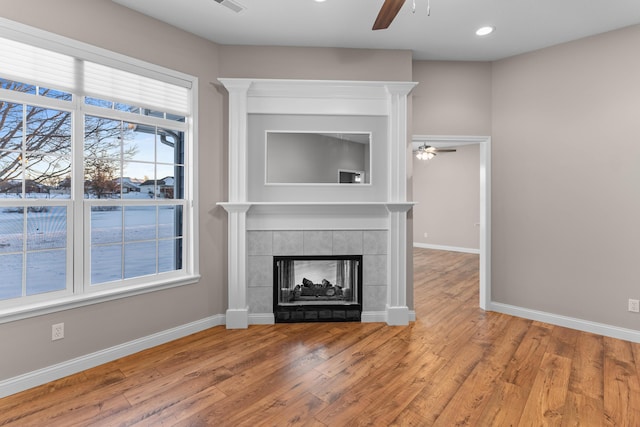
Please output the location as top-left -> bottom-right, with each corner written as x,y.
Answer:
412,135 -> 491,310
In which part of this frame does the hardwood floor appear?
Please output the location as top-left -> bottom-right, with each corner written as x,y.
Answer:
2,248 -> 639,425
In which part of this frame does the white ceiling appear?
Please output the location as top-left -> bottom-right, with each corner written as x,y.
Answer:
112,0 -> 640,61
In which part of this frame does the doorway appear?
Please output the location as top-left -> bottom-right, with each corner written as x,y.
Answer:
411,135 -> 491,310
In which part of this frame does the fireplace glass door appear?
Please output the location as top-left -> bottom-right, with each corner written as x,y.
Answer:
273,255 -> 362,322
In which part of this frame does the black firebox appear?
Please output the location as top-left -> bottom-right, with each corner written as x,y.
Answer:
273,255 -> 363,323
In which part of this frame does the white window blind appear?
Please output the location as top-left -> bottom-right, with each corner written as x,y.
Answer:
0,37 -> 76,92
0,36 -> 190,115
83,61 -> 190,115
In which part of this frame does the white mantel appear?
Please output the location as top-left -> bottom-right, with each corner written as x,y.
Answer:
218,78 -> 417,328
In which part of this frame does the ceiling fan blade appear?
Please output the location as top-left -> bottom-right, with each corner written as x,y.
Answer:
435,149 -> 457,153
373,0 -> 406,30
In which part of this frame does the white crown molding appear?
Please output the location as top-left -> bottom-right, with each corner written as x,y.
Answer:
219,78 -> 417,116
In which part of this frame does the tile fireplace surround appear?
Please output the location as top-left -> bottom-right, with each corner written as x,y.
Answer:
249,230 -> 386,322
218,78 -> 416,328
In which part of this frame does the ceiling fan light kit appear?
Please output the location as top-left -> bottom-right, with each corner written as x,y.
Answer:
415,144 -> 457,160
416,151 -> 436,160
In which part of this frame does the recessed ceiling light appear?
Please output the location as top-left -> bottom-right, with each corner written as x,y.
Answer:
314,0 -> 327,2
476,26 -> 495,36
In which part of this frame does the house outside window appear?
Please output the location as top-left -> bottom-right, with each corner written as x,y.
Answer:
0,23 -> 198,321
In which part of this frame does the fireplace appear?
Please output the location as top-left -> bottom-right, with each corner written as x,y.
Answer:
218,78 -> 416,328
273,255 -> 363,323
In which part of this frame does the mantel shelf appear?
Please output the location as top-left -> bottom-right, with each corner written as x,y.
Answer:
217,201 -> 415,214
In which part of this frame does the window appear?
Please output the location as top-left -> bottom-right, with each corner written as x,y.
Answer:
0,24 -> 197,320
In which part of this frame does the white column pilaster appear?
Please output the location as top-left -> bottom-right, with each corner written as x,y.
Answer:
385,83 -> 416,326
219,79 -> 252,329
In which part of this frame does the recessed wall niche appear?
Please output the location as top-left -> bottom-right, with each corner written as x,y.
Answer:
266,132 -> 370,184
248,114 -> 387,202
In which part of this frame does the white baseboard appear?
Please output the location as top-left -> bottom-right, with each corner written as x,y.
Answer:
1,307 -> 419,399
249,313 -> 275,325
362,310 -> 417,324
490,302 -> 640,343
361,311 -> 386,323
0,314 -> 225,399
413,242 -> 480,254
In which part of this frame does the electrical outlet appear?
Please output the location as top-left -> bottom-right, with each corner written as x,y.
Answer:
52,323 -> 64,341
629,299 -> 639,313
423,232 -> 428,238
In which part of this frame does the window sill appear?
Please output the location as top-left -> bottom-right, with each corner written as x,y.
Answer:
0,274 -> 201,325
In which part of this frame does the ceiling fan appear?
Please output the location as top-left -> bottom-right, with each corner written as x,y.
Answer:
373,0 -> 429,30
373,0 -> 406,30
414,144 -> 456,160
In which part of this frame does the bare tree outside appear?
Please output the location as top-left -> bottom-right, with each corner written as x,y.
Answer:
0,48 -> 188,302
83,116 -> 137,198
0,80 -> 72,196
84,151 -> 119,199
1,78 -> 183,294
0,78 -> 138,199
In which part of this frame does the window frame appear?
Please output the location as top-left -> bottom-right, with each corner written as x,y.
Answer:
0,18 -> 199,324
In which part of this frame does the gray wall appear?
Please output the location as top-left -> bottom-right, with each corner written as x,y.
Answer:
412,30 -> 640,330
4,0 -> 638,386
491,24 -> 640,328
0,2 -> 416,383
412,61 -> 492,136
0,0 -> 227,381
411,61 -> 490,250
412,144 -> 480,250
219,45 -> 413,81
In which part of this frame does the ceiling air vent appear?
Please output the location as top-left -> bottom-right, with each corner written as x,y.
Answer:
214,0 -> 245,13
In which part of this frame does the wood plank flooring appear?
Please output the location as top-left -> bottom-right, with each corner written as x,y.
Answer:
2,248 -> 640,425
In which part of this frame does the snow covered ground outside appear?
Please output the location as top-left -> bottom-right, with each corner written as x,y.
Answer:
0,205 -> 181,301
